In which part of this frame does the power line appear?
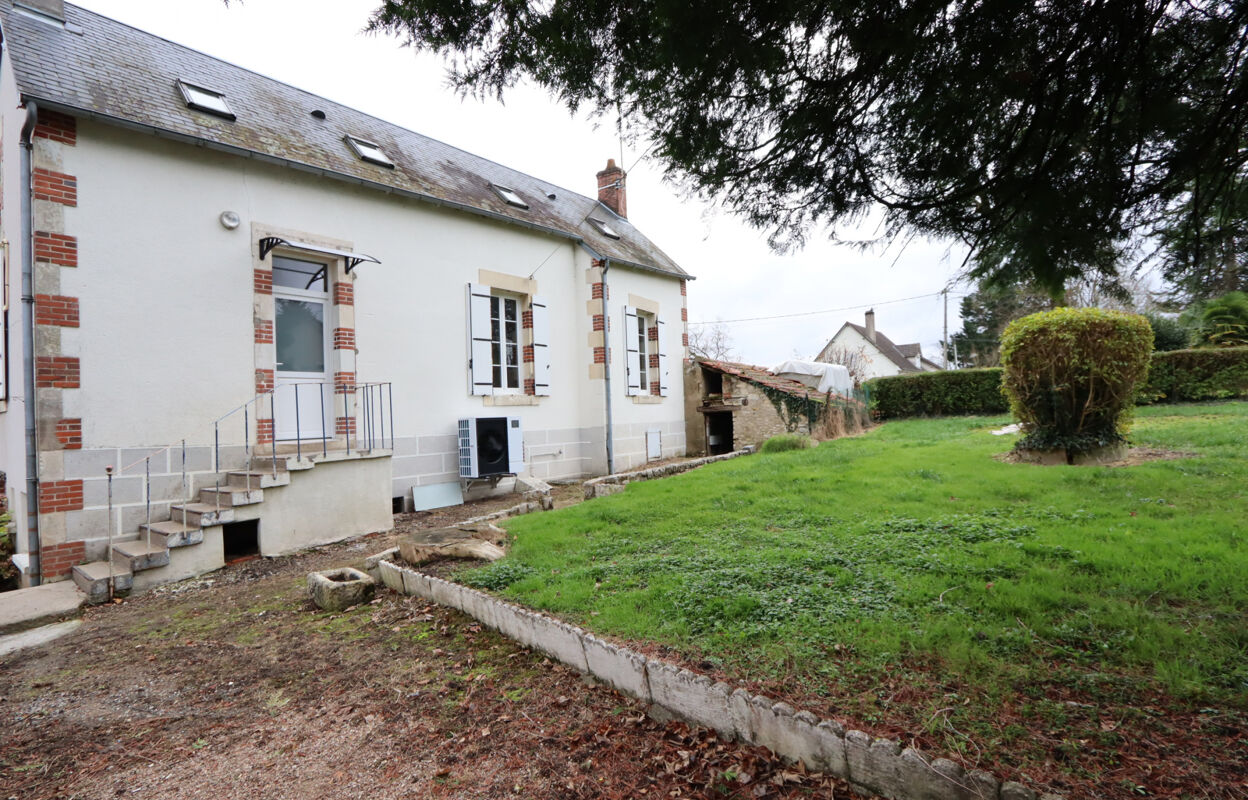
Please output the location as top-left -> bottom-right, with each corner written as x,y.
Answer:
689,290 -> 966,326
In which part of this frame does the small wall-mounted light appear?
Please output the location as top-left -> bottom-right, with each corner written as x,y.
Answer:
219,211 -> 240,230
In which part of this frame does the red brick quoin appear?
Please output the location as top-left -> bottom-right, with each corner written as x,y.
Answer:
333,281 -> 354,306
332,327 -> 355,350
254,319 -> 274,344
33,168 -> 77,207
34,232 -> 77,267
254,269 -> 273,295
256,418 -> 274,445
40,540 -> 85,578
40,480 -> 83,513
255,368 -> 274,394
36,356 -> 79,388
33,110 -> 77,145
34,294 -> 79,327
55,418 -> 82,450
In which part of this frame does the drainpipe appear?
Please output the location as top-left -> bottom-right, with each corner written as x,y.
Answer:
600,258 -> 614,474
20,100 -> 42,585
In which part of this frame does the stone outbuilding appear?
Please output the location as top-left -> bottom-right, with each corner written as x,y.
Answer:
684,359 -> 869,455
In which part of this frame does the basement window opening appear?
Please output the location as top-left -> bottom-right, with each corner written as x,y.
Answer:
222,519 -> 260,563
589,218 -> 621,239
491,184 -> 529,209
345,135 -> 395,168
177,80 -> 236,120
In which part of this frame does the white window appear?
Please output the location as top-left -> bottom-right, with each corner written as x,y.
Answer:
466,283 -> 551,397
177,80 -> 235,120
625,305 -> 670,398
345,135 -> 395,168
491,185 -> 529,209
490,293 -> 522,392
589,217 -> 621,239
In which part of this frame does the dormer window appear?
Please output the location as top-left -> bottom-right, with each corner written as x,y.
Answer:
491,185 -> 529,209
345,135 -> 395,168
589,218 -> 621,239
177,80 -> 235,121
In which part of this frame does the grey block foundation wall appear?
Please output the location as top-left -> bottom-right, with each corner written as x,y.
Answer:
390,422 -> 687,502
61,444 -> 254,561
376,559 -> 1059,800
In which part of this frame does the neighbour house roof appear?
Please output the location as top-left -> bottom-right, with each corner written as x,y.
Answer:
0,1 -> 688,279
698,359 -> 828,403
836,323 -> 928,373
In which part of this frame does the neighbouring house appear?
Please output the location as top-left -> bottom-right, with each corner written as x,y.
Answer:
0,0 -> 690,596
814,309 -> 942,380
684,359 -> 867,455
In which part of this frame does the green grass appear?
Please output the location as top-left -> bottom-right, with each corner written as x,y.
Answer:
467,403 -> 1248,706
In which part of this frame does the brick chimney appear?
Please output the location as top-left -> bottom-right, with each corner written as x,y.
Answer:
17,0 -> 65,21
596,159 -> 626,218
864,309 -> 876,343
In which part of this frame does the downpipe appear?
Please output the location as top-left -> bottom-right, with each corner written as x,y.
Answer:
19,99 -> 41,584
601,258 -> 614,475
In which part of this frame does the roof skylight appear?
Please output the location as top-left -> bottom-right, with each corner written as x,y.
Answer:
177,80 -> 235,121
589,218 -> 622,239
491,185 -> 529,209
345,136 -> 395,168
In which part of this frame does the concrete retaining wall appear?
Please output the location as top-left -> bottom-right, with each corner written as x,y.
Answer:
582,448 -> 753,499
375,558 -> 1058,800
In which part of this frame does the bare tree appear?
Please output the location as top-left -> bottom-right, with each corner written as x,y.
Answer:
815,343 -> 871,386
688,321 -> 739,362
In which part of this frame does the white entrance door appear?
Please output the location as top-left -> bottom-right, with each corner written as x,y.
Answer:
272,256 -> 332,442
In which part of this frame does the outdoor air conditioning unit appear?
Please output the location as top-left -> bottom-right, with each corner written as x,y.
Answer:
458,416 -> 524,479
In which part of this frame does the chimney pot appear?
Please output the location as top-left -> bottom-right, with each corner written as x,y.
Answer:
596,159 -> 627,218
865,309 -> 876,343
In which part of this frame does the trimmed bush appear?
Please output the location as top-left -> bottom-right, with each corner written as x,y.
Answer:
1139,346 -> 1248,403
759,434 -> 815,453
867,368 -> 1007,419
1001,308 -> 1153,454
1145,312 -> 1191,351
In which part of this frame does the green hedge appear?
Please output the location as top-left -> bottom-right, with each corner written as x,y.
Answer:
867,368 -> 1007,419
1139,346 -> 1248,403
869,347 -> 1248,418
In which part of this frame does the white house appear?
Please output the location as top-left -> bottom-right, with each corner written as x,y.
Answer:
0,0 -> 691,597
814,310 -> 942,380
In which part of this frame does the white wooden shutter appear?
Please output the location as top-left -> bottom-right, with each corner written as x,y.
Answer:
467,283 -> 494,396
507,416 -> 525,474
530,297 -> 551,396
623,306 -> 641,396
657,317 -> 670,396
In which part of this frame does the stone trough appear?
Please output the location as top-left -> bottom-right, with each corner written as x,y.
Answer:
307,566 -> 375,612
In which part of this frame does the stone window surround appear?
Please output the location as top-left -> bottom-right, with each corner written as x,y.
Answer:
627,293 -> 665,404
476,268 -> 543,404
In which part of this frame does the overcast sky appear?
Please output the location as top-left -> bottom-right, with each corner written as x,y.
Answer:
77,0 -> 970,365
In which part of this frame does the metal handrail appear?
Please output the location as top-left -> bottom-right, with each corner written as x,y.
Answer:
105,379 -> 395,559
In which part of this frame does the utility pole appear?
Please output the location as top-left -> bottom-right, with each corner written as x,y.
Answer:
942,289 -> 949,370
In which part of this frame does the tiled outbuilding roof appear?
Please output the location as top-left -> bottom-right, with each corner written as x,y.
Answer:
0,1 -> 688,279
698,359 -> 827,402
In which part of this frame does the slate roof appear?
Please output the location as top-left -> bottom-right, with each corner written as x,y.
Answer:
0,1 -> 688,278
697,359 -> 827,403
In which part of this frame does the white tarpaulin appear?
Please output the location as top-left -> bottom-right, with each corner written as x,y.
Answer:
771,360 -> 853,396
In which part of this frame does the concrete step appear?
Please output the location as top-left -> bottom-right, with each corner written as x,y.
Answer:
226,470 -> 290,489
72,561 -> 133,604
250,456 -> 312,472
112,541 -> 170,573
140,520 -> 204,549
198,487 -> 263,507
170,502 -> 235,527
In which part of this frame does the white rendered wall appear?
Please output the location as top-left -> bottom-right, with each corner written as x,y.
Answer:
55,121 -> 686,512
829,326 -> 905,380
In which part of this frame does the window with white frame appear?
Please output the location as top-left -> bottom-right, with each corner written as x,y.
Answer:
624,305 -> 669,397
467,283 -> 551,397
490,292 -> 522,391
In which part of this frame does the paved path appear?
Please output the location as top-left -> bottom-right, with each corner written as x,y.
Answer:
0,619 -> 83,657
0,580 -> 84,634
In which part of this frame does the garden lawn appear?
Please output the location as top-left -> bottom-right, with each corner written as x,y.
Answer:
461,403 -> 1248,798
